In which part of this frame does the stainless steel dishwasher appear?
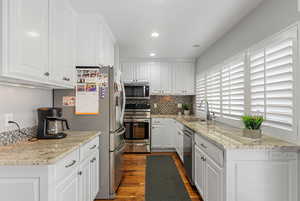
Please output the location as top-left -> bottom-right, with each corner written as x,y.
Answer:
183,126 -> 194,185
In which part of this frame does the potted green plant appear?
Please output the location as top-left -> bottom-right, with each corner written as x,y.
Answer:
182,104 -> 191,116
242,115 -> 264,139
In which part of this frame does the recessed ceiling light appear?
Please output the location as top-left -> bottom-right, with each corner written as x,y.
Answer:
193,44 -> 201,48
151,32 -> 159,38
150,53 -> 156,57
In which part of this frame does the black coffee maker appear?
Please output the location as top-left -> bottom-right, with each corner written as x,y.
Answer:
37,107 -> 69,139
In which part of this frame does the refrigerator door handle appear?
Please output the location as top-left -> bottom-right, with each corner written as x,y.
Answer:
120,81 -> 126,124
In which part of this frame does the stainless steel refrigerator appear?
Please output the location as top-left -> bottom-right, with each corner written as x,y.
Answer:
53,66 -> 126,199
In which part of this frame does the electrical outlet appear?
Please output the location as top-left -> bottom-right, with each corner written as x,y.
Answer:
4,113 -> 13,130
154,103 -> 158,108
178,103 -> 182,109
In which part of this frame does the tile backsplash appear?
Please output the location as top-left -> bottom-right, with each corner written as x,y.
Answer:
150,95 -> 195,115
0,126 -> 37,146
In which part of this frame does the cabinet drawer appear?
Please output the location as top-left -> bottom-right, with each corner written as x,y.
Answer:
80,136 -> 99,161
195,134 -> 224,167
55,149 -> 80,182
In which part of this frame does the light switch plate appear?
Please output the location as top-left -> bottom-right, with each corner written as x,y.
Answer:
178,103 -> 182,108
154,103 -> 158,108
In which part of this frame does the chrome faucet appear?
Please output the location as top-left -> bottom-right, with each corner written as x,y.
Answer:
199,99 -> 211,121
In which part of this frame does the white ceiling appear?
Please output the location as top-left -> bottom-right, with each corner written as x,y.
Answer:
70,0 -> 264,59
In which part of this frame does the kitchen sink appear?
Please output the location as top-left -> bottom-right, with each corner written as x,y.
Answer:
183,117 -> 207,122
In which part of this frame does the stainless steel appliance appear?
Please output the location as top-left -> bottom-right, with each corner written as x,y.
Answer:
37,107 -> 69,139
53,66 -> 126,199
124,82 -> 150,99
183,126 -> 194,184
124,104 -> 151,153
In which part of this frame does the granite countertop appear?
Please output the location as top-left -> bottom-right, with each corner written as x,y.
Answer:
151,115 -> 300,151
0,130 -> 101,166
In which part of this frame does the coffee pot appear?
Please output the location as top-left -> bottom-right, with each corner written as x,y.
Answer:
37,107 -> 69,139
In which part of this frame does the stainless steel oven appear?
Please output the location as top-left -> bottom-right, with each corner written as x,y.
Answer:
124,119 -> 150,140
124,104 -> 151,153
124,82 -> 150,99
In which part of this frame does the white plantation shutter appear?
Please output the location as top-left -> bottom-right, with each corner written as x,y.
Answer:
195,25 -> 297,135
206,71 -> 221,115
221,58 -> 245,119
195,76 -> 206,114
250,35 -> 296,131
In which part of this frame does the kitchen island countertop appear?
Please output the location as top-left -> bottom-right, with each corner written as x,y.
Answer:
0,130 -> 101,166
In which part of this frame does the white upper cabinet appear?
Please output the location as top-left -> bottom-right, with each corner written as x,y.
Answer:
1,0 -> 50,82
50,0 -> 76,87
76,15 -> 102,66
76,14 -> 115,67
120,61 -> 195,95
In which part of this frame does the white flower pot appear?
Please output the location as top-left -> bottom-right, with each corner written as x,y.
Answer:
184,110 -> 190,116
243,129 -> 262,139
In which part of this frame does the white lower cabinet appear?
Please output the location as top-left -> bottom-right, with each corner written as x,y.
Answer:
194,133 -> 298,201
90,152 -> 100,199
55,169 -> 80,201
0,136 -> 100,201
194,145 -> 206,197
78,157 -> 91,201
151,118 -> 176,149
78,151 -> 99,201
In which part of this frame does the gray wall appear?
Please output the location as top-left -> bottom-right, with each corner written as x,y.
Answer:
196,0 -> 300,73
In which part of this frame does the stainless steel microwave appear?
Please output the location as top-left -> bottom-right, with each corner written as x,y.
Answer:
124,82 -> 150,99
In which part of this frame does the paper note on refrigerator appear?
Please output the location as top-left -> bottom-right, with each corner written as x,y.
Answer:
75,84 -> 99,115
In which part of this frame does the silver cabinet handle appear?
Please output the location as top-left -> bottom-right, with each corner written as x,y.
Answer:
65,160 -> 76,168
89,145 -> 97,150
90,157 -> 96,163
44,72 -> 50,76
63,77 -> 71,81
200,143 -> 207,149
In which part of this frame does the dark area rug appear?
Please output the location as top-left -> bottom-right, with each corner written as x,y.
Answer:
145,155 -> 191,201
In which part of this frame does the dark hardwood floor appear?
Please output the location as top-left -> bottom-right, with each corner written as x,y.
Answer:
96,152 -> 203,201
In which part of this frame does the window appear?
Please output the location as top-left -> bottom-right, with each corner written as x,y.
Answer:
250,34 -> 296,132
195,75 -> 206,113
221,57 -> 245,119
196,24 -> 298,135
206,71 -> 221,116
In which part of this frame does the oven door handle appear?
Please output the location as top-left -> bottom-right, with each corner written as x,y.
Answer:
124,119 -> 150,123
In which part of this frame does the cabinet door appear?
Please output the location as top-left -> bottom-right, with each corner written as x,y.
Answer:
50,0 -> 75,87
205,156 -> 223,201
135,63 -> 151,82
194,145 -> 206,197
6,0 -> 49,81
90,152 -> 100,200
160,63 -> 173,93
55,170 -> 79,201
78,158 -> 91,201
151,125 -> 163,148
150,63 -> 161,94
76,15 -> 99,66
121,63 -> 135,82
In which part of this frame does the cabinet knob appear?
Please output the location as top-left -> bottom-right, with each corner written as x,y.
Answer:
44,72 -> 50,76
78,171 -> 82,176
